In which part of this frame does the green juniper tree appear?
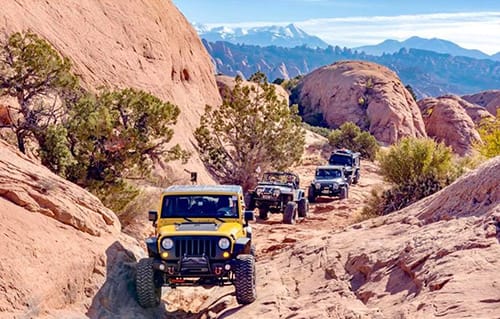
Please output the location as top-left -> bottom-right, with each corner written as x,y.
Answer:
195,74 -> 305,191
0,32 -> 77,154
66,88 -> 188,210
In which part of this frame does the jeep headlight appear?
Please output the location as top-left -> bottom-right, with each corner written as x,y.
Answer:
315,182 -> 321,189
256,188 -> 263,196
218,238 -> 230,249
161,238 -> 174,250
331,183 -> 339,189
272,189 -> 280,197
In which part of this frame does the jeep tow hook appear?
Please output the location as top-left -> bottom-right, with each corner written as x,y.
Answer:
214,267 -> 223,275
167,266 -> 175,275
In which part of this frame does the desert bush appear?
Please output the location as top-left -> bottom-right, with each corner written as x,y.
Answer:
302,122 -> 331,138
365,137 -> 458,216
328,122 -> 379,160
475,110 -> 500,158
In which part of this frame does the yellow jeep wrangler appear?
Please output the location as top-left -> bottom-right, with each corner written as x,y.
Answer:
136,185 -> 256,308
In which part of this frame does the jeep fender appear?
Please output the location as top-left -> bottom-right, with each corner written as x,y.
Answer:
234,237 -> 251,255
145,237 -> 159,257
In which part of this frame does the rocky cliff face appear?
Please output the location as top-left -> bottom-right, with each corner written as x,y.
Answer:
0,140 -> 118,317
0,0 -> 221,183
418,95 -> 492,155
296,61 -> 427,145
462,90 -> 500,116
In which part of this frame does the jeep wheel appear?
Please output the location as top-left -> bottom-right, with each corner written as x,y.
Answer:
298,198 -> 308,218
307,187 -> 316,203
136,258 -> 162,308
283,202 -> 298,224
234,254 -> 257,304
258,206 -> 269,220
353,171 -> 360,184
340,186 -> 348,200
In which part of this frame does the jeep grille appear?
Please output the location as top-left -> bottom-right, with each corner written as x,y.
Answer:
174,237 -> 218,258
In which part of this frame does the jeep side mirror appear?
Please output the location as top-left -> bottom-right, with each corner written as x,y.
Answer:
244,210 -> 254,223
148,210 -> 158,222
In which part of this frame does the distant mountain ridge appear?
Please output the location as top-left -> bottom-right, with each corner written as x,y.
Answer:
203,40 -> 500,98
355,36 -> 498,61
194,23 -> 329,48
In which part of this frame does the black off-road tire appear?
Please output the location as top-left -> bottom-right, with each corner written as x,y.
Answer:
234,254 -> 257,305
353,171 -> 360,184
136,258 -> 162,308
283,202 -> 298,224
307,187 -> 316,203
340,186 -> 348,200
298,198 -> 308,218
259,206 -> 269,220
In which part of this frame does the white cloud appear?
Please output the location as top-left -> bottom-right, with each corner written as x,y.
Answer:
296,12 -> 500,54
207,12 -> 500,55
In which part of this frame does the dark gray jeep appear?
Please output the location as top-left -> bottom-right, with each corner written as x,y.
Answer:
246,172 -> 308,224
308,165 -> 349,202
328,149 -> 361,184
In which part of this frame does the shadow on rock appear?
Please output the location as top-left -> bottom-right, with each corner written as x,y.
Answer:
86,241 -> 196,319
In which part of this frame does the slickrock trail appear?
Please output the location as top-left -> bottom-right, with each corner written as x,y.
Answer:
159,160 -> 390,319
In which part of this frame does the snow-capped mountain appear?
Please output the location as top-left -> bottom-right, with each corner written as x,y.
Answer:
194,23 -> 329,48
355,36 -> 497,60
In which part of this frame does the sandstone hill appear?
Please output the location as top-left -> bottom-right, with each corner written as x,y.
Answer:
0,140 -> 117,318
462,90 -> 500,116
0,0 -> 221,183
417,95 -> 493,155
295,60 -> 427,145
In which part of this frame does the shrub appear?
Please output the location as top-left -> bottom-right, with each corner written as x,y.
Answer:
302,122 -> 331,138
328,122 -> 379,160
365,137 -> 458,216
476,110 -> 500,158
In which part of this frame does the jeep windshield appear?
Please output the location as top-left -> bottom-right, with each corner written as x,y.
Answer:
316,169 -> 342,179
161,195 -> 238,218
329,154 -> 352,166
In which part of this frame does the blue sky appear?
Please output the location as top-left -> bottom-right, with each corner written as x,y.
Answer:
172,0 -> 500,54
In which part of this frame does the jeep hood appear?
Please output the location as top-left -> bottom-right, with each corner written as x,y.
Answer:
158,222 -> 242,239
256,183 -> 293,192
313,177 -> 344,184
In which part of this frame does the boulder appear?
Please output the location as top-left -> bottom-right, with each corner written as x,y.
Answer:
462,90 -> 500,116
295,60 -> 427,145
418,95 -> 488,155
0,140 -> 121,317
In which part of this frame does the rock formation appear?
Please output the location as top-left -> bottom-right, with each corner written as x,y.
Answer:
418,95 -> 491,155
0,140 -> 120,317
462,90 -> 500,116
295,61 -> 427,145
0,0 -> 221,183
216,74 -> 289,104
